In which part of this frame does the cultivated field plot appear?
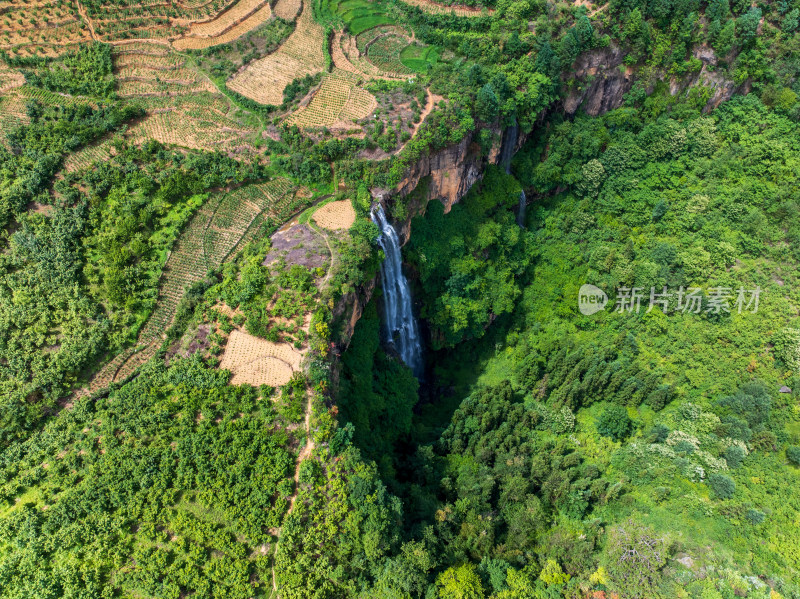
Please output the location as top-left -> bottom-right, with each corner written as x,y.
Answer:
0,89 -> 28,146
127,94 -> 259,152
354,25 -> 409,53
172,0 -> 275,50
0,0 -> 90,57
220,329 -> 302,386
312,200 -> 355,230
398,42 -> 439,72
113,43 -> 221,96
399,0 -> 493,16
0,61 -> 24,92
62,138 -> 115,172
227,0 -> 324,105
326,0 -> 394,35
287,68 -> 376,128
273,0 -> 302,20
85,0 -> 235,42
201,179 -> 297,268
366,33 -> 413,75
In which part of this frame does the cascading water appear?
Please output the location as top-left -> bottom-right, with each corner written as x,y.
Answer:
501,121 -> 527,228
500,120 -> 518,173
371,204 -> 424,378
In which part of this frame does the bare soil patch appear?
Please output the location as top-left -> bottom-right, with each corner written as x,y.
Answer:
312,200 -> 355,231
263,223 -> 329,270
219,329 -> 302,386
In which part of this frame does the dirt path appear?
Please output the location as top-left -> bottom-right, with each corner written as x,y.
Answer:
77,1 -> 99,41
394,88 -> 440,154
307,220 -> 337,291
272,386 -> 315,596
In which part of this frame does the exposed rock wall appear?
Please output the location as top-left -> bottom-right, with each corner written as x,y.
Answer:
336,45 -> 751,351
563,43 -> 749,116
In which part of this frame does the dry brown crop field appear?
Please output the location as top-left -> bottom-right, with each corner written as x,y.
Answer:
0,0 -> 91,56
227,0 -> 324,105
312,200 -> 356,230
172,0 -> 274,49
287,68 -> 376,129
220,329 -> 302,386
0,0 -> 290,55
109,44 -> 266,153
272,0 -> 301,20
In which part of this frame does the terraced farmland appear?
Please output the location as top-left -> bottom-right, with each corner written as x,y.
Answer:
62,138 -> 115,172
111,44 -> 264,153
114,42 -> 220,96
323,0 -> 394,35
85,0 -> 233,42
399,41 -> 439,72
399,0 -> 493,17
0,0 -> 91,56
80,178 -> 304,395
172,0 -> 275,49
366,34 -> 413,75
287,68 -> 376,128
273,0 -> 302,20
227,0 -> 324,105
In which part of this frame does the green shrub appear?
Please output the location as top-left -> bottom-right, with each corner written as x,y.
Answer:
597,405 -> 633,441
708,473 -> 736,499
786,445 -> 800,465
724,445 -> 746,468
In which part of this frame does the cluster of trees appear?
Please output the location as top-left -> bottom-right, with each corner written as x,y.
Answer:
0,100 -> 271,443
0,356 -> 293,597
11,43 -> 115,98
406,166 -> 532,348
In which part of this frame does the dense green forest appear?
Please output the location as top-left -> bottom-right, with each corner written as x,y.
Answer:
329,95 -> 800,597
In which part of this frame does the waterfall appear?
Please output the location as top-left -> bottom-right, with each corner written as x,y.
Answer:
517,190 -> 526,228
501,121 -> 526,228
501,120 -> 519,175
371,205 -> 424,377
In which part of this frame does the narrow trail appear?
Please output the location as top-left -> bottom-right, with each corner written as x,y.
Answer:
307,219 -> 337,290
272,386 -> 315,596
77,2 -> 99,42
394,88 -> 441,155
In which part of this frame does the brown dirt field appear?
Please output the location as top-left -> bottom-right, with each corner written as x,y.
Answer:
172,0 -> 274,49
273,0 -> 301,20
219,329 -> 303,386
400,0 -> 493,16
312,200 -> 355,231
226,0 -> 324,105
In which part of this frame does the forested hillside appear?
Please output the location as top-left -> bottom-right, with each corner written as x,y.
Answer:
1,0 -> 800,596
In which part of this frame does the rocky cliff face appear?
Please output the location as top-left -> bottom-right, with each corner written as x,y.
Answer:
563,43 -> 749,116
336,47 -> 750,352
383,122 -> 529,244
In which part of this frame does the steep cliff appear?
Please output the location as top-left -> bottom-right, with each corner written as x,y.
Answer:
335,47 -> 751,351
563,43 -> 749,116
